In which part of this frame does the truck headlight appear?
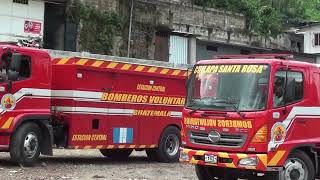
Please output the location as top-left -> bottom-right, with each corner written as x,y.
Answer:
238,157 -> 258,167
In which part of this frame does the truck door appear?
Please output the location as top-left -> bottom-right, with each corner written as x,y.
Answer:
271,67 -> 306,142
0,51 -> 51,115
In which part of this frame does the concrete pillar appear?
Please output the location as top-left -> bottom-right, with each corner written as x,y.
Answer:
188,36 -> 196,64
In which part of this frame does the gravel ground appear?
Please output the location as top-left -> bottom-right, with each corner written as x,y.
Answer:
0,149 -> 197,180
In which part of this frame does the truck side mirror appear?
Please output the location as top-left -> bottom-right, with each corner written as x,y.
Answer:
10,53 -> 22,72
186,67 -> 193,79
185,78 -> 190,93
185,67 -> 193,92
8,70 -> 19,81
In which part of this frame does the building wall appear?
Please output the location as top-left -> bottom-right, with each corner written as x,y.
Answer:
196,43 -> 240,60
0,0 -> 44,42
196,41 -> 264,61
125,0 -> 301,61
127,0 -> 247,60
80,0 -> 119,11
301,25 -> 320,54
76,0 -> 314,63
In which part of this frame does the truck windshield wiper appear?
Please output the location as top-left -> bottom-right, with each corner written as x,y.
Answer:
228,103 -> 245,119
188,107 -> 200,115
211,99 -> 245,119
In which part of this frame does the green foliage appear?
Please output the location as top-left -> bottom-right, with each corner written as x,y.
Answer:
68,0 -> 122,54
193,0 -> 320,38
302,0 -> 320,21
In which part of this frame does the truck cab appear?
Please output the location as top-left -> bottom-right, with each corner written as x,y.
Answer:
0,44 -> 53,165
180,54 -> 320,180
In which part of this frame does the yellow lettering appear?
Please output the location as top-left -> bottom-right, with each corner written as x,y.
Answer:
257,65 -> 263,73
142,96 -> 148,103
127,94 -> 133,101
121,94 -> 128,102
241,65 -> 247,73
101,93 -> 108,100
184,118 -> 252,128
71,134 -> 107,141
114,93 -> 122,101
107,93 -> 114,101
131,95 -> 137,102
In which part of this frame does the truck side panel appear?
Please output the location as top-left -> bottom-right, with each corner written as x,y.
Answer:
51,57 -> 186,149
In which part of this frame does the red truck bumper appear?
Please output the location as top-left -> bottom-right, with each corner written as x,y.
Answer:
180,147 -> 268,171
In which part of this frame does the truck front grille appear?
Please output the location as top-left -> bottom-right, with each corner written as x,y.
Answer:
189,131 -> 247,148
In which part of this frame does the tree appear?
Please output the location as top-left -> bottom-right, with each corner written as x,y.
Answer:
67,0 -> 122,54
193,0 -> 320,37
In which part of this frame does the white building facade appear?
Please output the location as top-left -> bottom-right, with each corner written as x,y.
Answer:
0,0 -> 45,42
299,24 -> 320,54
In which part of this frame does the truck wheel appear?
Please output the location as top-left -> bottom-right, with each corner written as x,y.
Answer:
195,165 -> 220,180
195,165 -> 211,180
195,165 -> 214,180
196,166 -> 234,180
155,126 -> 181,163
10,122 -> 41,166
266,150 -> 315,180
100,149 -> 133,160
146,149 -> 158,161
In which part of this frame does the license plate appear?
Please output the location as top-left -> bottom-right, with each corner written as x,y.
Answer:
204,154 -> 217,164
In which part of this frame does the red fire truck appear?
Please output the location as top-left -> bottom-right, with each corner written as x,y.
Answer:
0,43 -> 187,166
180,54 -> 320,180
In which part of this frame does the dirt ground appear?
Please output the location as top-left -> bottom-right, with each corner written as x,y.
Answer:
0,149 -> 197,180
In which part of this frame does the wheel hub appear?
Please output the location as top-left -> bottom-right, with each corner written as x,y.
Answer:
290,169 -> 301,180
24,132 -> 38,158
283,159 -> 307,180
165,134 -> 179,156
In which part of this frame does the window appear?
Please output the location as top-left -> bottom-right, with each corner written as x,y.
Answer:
315,33 -> 320,46
0,53 -> 31,83
19,55 -> 31,79
273,71 -> 303,108
240,50 -> 250,55
187,64 -> 270,111
206,46 -> 218,52
13,0 -> 28,5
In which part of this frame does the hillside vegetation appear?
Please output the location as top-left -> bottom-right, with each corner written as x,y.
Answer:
194,0 -> 320,37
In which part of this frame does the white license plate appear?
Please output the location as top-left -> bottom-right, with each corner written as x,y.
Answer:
204,154 -> 218,164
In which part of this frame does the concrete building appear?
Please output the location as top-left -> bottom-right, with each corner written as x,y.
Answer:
1,0 -> 318,64
297,23 -> 320,55
91,0 -> 317,64
0,0 -> 45,42
0,0 -> 68,50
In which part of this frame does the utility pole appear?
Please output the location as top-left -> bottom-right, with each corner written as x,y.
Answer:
127,0 -> 134,58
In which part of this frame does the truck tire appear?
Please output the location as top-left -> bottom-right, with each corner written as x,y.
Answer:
195,165 -> 212,180
100,149 -> 133,160
155,126 -> 181,163
146,149 -> 158,161
195,165 -> 236,180
10,122 -> 41,166
265,150 -> 315,180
